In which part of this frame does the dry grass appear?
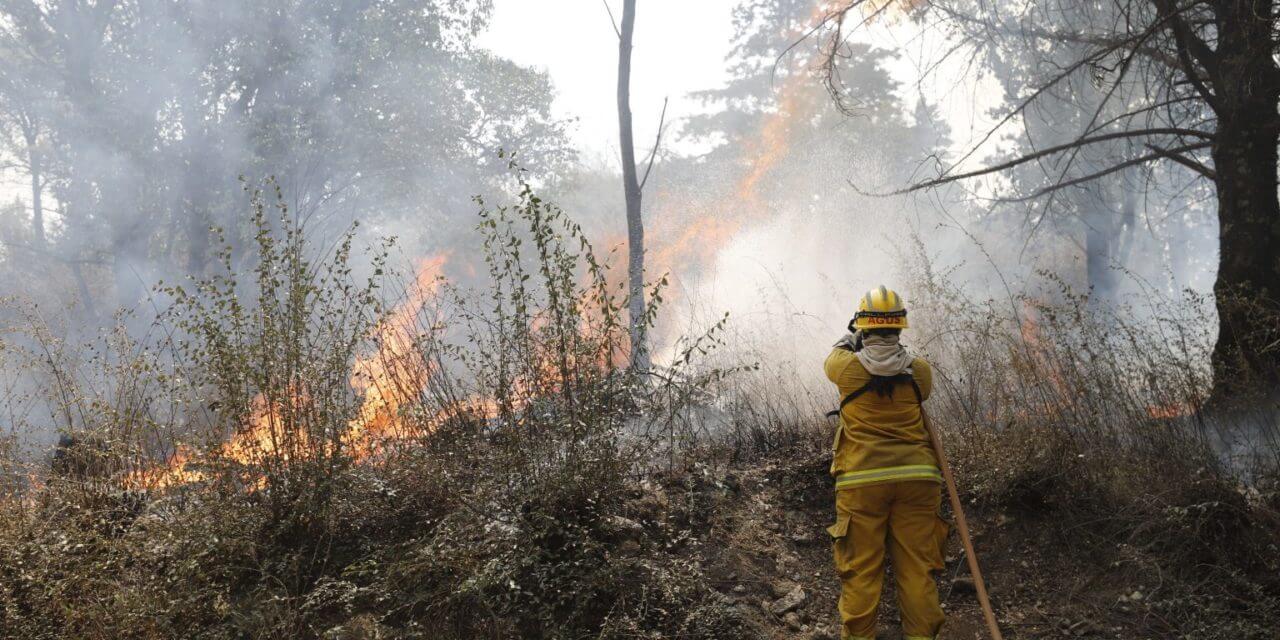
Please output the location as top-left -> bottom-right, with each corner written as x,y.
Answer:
1,181 -> 1277,639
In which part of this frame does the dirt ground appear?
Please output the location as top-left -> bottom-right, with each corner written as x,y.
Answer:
679,452 -> 1201,640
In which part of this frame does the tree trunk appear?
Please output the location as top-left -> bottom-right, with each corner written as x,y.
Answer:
1084,175 -> 1135,308
1208,119 -> 1280,398
1082,180 -> 1113,303
110,210 -> 147,311
185,160 -> 211,276
1085,217 -> 1111,301
1207,0 -> 1280,400
26,132 -> 44,246
71,260 -> 97,320
616,0 -> 649,372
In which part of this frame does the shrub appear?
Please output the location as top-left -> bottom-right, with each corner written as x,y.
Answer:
0,170 -> 746,639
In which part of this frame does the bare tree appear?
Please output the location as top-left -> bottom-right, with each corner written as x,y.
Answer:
816,0 -> 1280,402
607,0 -> 665,373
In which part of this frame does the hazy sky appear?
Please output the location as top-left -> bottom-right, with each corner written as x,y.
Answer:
480,1 -> 1002,168
478,0 -> 740,161
0,2 -> 736,207
0,1 -> 998,206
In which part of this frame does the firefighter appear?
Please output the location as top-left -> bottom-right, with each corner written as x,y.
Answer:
825,285 -> 947,640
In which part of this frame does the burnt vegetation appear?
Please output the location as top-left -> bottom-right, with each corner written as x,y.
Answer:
0,0 -> 1279,639
0,180 -> 1277,639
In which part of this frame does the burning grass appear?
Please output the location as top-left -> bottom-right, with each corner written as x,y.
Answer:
1,180 -> 1278,639
0,176 -> 753,639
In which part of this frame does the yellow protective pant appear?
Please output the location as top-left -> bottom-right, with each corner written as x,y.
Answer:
828,480 -> 947,640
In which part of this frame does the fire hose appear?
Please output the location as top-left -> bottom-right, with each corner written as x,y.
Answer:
922,409 -> 1005,640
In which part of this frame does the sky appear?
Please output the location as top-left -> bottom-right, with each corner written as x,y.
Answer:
479,0 -> 1004,168
478,0 -> 740,162
0,1 -> 740,220
477,0 -> 1022,373
0,1 -> 1000,203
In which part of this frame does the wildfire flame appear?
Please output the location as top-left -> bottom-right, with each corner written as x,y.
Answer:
1146,401 -> 1198,420
121,0 -> 851,493
1020,299 -> 1202,421
127,255 -> 450,491
649,32 -> 814,284
346,254 -> 449,450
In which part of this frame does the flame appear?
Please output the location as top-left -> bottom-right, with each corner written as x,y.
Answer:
645,0 -> 929,286
346,254 -> 449,452
1018,299 -> 1045,349
1018,300 -> 1202,421
119,1 -> 872,494
124,446 -> 201,490
123,245 -> 628,494
648,3 -> 824,287
125,386 -> 314,490
1146,401 -> 1197,420
127,255 -> 450,491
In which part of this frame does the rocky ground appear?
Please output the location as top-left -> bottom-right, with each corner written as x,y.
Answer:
643,448 -> 1269,640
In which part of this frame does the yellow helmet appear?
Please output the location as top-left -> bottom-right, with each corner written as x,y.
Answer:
853,285 -> 908,330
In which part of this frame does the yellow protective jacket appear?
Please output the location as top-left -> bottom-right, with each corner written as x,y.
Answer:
825,346 -> 940,490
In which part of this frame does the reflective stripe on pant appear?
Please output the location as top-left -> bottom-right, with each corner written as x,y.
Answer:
828,479 -> 947,640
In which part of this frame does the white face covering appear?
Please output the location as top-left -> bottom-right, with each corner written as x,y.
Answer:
855,331 -> 914,376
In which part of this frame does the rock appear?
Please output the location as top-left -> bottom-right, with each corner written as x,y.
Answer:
605,515 -> 644,537
768,585 -> 807,616
790,530 -> 814,545
806,625 -> 838,640
770,580 -> 797,598
783,611 -> 802,630
732,584 -> 747,595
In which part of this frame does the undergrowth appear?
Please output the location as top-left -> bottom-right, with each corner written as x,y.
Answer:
0,175 -> 1277,639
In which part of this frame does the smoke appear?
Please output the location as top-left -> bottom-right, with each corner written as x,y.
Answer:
0,0 -> 575,452
0,0 -> 1223,458
638,2 -> 1220,394
0,0 -> 571,313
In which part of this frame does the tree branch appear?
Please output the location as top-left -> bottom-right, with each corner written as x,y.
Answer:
927,3 -> 1185,70
918,34 -> 1156,182
638,96 -> 668,191
601,0 -> 622,39
994,142 -> 1212,202
1145,143 -> 1216,180
854,133 -> 1211,196
1151,0 -> 1220,111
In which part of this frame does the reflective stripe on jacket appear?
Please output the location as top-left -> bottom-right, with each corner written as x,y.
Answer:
825,348 -> 939,487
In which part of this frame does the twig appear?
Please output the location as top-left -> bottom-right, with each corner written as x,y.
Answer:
601,0 -> 621,39
638,97 -> 668,191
